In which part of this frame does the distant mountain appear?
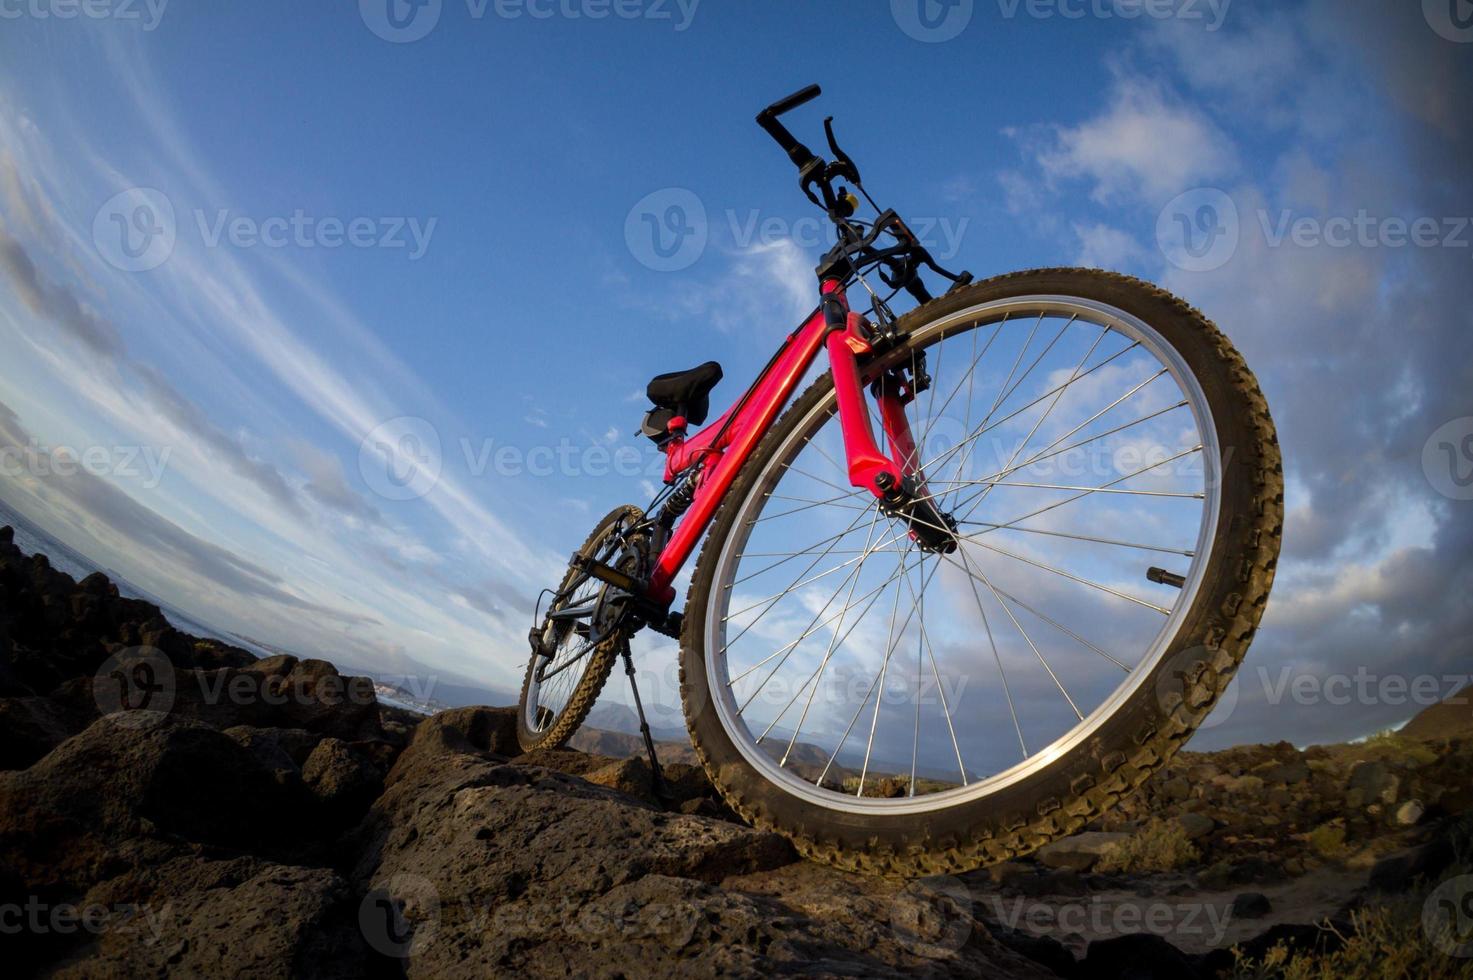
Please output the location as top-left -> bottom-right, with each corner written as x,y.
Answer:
1399,686 -> 1473,740
585,699 -> 688,743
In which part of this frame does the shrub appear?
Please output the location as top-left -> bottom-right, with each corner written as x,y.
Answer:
1094,819 -> 1200,874
1308,823 -> 1347,858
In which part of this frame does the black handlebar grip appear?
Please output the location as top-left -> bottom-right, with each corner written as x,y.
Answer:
758,84 -> 821,123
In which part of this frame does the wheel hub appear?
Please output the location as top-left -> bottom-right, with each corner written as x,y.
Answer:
876,474 -> 958,554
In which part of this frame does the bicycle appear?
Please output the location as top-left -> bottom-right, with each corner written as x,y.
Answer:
519,85 -> 1282,876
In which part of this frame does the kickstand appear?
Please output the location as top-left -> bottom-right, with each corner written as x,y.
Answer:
620,641 -> 675,808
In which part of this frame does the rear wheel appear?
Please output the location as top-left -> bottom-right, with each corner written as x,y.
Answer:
679,268 -> 1282,875
517,505 -> 643,753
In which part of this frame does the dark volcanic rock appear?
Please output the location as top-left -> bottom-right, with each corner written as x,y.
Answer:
0,716 -> 298,890
303,736 -> 384,827
1077,932 -> 1203,979
1367,836 -> 1456,893
0,694 -> 74,769
58,856 -> 369,978
349,706 -> 1050,977
1231,891 -> 1272,919
9,532 -> 1473,977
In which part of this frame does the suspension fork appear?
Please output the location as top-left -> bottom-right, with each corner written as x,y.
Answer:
822,280 -> 911,495
824,280 -> 957,553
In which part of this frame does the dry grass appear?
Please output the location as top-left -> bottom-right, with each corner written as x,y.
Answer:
1234,819 -> 1473,979
1231,896 -> 1472,980
1362,729 -> 1440,766
1094,819 -> 1201,874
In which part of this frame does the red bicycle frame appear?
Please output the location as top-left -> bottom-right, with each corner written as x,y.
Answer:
645,279 -> 926,605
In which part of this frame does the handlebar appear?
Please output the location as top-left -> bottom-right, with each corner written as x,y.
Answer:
759,84 -> 821,119
756,84 -> 822,171
754,85 -> 974,303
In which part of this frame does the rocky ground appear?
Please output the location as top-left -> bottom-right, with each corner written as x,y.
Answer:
3,524 -> 1471,978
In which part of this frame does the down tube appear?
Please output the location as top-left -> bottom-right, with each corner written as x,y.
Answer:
646,302 -> 839,604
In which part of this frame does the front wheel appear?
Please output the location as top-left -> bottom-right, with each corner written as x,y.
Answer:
679,268 -> 1283,876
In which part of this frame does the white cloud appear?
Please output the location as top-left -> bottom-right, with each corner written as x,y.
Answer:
1036,73 -> 1238,205
1071,222 -> 1143,269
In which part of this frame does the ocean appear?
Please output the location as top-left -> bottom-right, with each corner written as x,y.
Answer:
0,493 -> 269,655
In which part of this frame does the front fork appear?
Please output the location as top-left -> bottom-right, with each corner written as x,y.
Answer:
823,282 -> 958,554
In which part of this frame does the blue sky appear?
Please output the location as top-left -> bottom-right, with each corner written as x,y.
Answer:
0,0 -> 1469,747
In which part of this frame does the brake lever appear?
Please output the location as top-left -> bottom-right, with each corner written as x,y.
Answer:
823,117 -> 861,185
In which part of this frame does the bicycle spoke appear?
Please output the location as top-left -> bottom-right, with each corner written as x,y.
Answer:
968,398 -> 1188,492
957,549 -> 1084,721
953,542 -> 1027,759
964,539 -> 1173,615
969,572 -> 1132,673
944,480 -> 1203,498
737,507 -> 888,713
726,506 -> 878,644
856,546 -> 946,794
960,444 -> 1204,538
724,526 -> 904,629
920,338 -> 1143,479
775,514 -> 886,759
910,315 -> 1005,478
991,367 -> 1171,483
734,517 -> 874,586
823,544 -> 909,788
955,520 -> 1194,558
898,552 -> 968,787
966,322 -> 1107,514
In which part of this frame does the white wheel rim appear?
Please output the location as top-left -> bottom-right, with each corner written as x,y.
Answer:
703,295 -> 1222,815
